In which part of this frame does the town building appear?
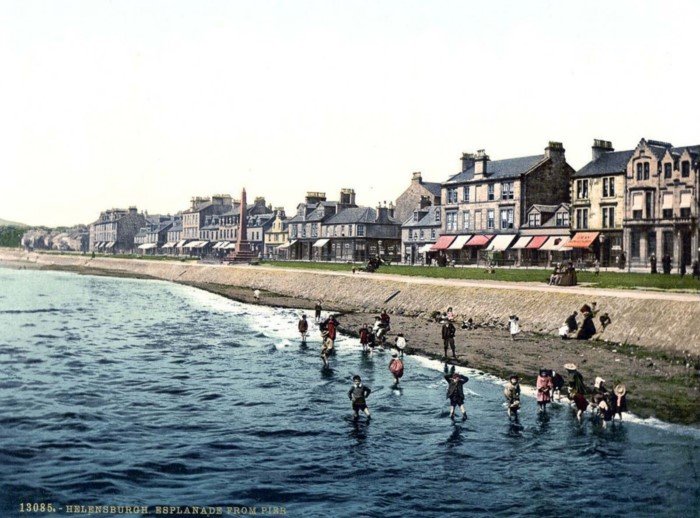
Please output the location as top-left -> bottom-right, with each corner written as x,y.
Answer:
89,207 -> 147,253
134,215 -> 174,254
515,203 -> 571,266
570,140 -> 632,266
264,208 -> 289,259
394,172 -> 442,223
285,191 -> 347,260
181,195 -> 233,240
431,142 -> 574,264
623,138 -> 699,269
247,212 -> 275,257
401,197 -> 441,264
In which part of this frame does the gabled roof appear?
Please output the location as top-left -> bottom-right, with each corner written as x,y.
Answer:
423,182 -> 442,197
574,150 -> 634,178
528,204 -> 559,214
402,205 -> 441,228
445,155 -> 546,184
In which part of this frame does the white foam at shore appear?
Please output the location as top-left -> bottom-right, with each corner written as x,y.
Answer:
180,283 -> 700,439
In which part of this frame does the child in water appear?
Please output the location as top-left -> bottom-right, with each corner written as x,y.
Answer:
348,375 -> 372,420
503,375 -> 521,419
320,330 -> 333,368
444,367 -> 469,421
389,353 -> 404,386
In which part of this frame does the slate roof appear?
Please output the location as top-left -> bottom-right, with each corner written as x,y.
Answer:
402,205 -> 441,228
528,204 -> 559,214
423,182 -> 442,197
325,207 -> 400,225
444,155 -> 546,184
574,150 -> 634,178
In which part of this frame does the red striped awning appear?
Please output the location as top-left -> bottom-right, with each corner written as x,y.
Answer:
431,235 -> 457,251
464,234 -> 494,247
567,232 -> 600,249
526,236 -> 548,249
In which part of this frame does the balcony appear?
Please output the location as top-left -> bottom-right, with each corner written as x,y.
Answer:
624,215 -> 696,226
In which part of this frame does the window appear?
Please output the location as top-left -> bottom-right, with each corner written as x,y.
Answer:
311,224 -> 318,237
291,225 -> 297,238
487,209 -> 495,229
576,179 -> 589,199
682,161 -> 690,177
462,211 -> 471,230
643,162 -> 650,180
528,213 -> 541,227
434,210 -> 441,222
680,207 -> 691,218
446,211 -> 458,231
419,229 -> 424,240
500,208 -> 514,229
555,211 -> 569,227
602,206 -> 615,228
349,225 -> 353,237
357,224 -> 365,237
575,208 -> 588,229
474,210 -> 482,230
636,163 -> 642,180
430,228 -> 436,239
413,212 -> 419,222
487,184 -> 495,201
463,186 -> 470,202
664,163 -> 672,179
501,182 -> 514,200
603,177 -> 616,197
662,208 -> 673,219
446,188 -> 458,204
301,225 -> 307,238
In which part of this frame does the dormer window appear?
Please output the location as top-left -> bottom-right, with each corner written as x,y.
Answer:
413,211 -> 419,222
664,163 -> 672,179
682,161 -> 690,177
528,213 -> 540,227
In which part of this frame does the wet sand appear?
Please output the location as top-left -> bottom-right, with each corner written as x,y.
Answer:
5,260 -> 699,425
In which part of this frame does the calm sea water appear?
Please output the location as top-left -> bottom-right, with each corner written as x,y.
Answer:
0,268 -> 699,518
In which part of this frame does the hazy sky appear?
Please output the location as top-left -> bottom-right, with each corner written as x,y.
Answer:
2,0 -> 699,226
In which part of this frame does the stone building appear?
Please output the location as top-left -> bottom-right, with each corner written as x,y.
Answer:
89,207 -> 147,253
264,208 -> 289,259
247,212 -> 275,256
134,215 -> 174,254
433,142 -> 574,264
623,138 -> 699,269
401,198 -> 441,264
181,194 -> 233,240
570,140 -> 632,265
394,172 -> 442,224
516,203 -> 571,266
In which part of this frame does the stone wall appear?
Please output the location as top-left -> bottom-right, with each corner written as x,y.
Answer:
2,249 -> 698,355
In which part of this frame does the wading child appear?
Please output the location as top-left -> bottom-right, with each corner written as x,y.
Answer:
444,370 -> 469,420
536,369 -> 553,412
320,330 -> 333,368
359,324 -> 370,352
503,375 -> 521,419
394,333 -> 406,358
348,375 -> 371,420
389,353 -> 404,386
298,314 -> 308,344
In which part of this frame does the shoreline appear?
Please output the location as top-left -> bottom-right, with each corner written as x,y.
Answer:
3,259 -> 699,426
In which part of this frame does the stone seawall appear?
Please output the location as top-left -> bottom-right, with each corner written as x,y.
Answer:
3,250 -> 699,355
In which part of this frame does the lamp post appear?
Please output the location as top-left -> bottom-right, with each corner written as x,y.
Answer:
599,233 -> 606,268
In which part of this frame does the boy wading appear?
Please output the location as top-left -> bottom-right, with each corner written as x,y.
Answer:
348,375 -> 371,420
444,370 -> 469,420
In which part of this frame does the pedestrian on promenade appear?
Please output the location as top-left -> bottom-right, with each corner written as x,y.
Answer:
348,375 -> 371,420
314,301 -> 322,323
662,254 -> 672,274
444,366 -> 468,421
680,261 -> 687,277
508,315 -> 521,341
389,353 -> 404,386
693,260 -> 700,280
394,332 -> 406,358
650,253 -> 657,274
441,318 -> 456,359
503,374 -> 521,419
536,369 -> 553,413
594,259 -> 600,276
298,314 -> 309,344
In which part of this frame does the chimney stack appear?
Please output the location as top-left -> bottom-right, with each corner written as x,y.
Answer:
412,171 -> 423,183
474,150 -> 489,178
419,195 -> 431,209
545,141 -> 565,163
591,139 -> 614,161
461,153 -> 475,172
339,188 -> 356,206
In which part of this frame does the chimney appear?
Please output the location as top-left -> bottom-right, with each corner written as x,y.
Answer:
305,191 -> 326,205
591,139 -> 614,161
339,188 -> 356,206
254,196 -> 265,206
419,195 -> 431,209
474,150 -> 489,178
388,201 -> 395,219
375,202 -> 388,222
545,141 -> 566,163
129,206 -> 138,215
461,153 -> 475,172
412,171 -> 423,183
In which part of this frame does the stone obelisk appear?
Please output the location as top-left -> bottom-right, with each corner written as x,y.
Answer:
226,187 -> 256,263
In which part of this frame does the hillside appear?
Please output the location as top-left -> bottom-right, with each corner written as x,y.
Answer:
0,217 -> 28,228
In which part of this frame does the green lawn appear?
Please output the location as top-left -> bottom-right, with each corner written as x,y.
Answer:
264,260 -> 700,292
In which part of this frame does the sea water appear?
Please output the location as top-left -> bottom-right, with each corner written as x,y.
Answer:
0,268 -> 698,517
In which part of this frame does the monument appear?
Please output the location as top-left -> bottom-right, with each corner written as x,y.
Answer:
224,187 -> 258,263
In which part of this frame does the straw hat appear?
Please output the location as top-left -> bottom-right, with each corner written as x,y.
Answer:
594,376 -> 606,389
614,384 -> 626,396
564,363 -> 577,371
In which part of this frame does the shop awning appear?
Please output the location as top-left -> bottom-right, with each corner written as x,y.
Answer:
175,240 -> 188,248
95,242 -> 104,249
418,244 -> 434,253
225,243 -> 237,249
105,241 -> 115,249
138,243 -> 157,250
525,236 -> 548,250
195,241 -> 210,248
161,242 -> 175,248
567,232 -> 599,249
212,241 -> 228,249
539,236 -> 570,251
510,236 -> 532,249
184,241 -> 201,249
555,238 -> 572,251
431,235 -> 456,251
486,234 -> 516,251
278,239 -> 297,249
465,234 -> 493,247
312,238 -> 330,248
448,235 -> 472,250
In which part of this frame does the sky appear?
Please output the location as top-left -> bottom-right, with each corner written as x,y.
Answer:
2,0 -> 699,227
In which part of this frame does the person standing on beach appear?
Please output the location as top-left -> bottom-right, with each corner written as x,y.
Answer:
503,375 -> 521,419
508,315 -> 520,341
536,369 -> 553,412
441,319 -> 456,359
389,353 -> 404,386
253,289 -> 261,301
444,369 -> 469,420
394,333 -> 406,358
348,375 -> 371,420
298,314 -> 309,344
314,301 -> 322,323
565,363 -> 586,395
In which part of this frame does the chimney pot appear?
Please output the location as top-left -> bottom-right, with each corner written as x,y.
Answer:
412,171 -> 423,183
592,139 -> 615,161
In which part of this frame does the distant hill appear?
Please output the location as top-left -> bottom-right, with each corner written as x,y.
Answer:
0,217 -> 29,228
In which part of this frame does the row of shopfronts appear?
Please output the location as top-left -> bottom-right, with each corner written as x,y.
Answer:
280,238 -> 401,263
410,231 -> 602,267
